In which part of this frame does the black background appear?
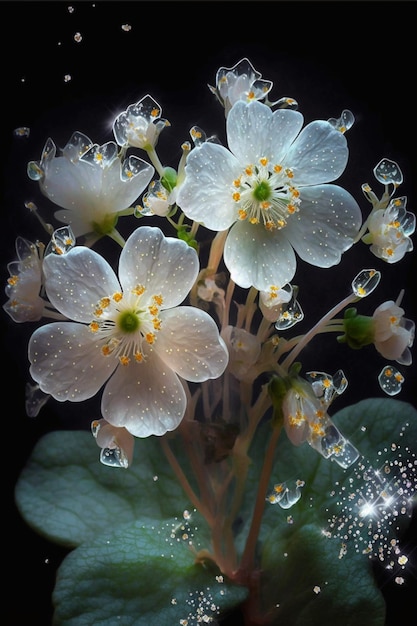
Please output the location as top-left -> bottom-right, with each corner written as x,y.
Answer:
1,1 -> 416,624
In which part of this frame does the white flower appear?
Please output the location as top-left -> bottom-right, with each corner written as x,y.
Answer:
27,132 -> 154,240
282,375 -> 358,468
176,100 -> 362,292
221,326 -> 261,381
373,300 -> 415,365
259,284 -> 292,322
113,95 -> 170,150
137,179 -> 177,217
208,58 -> 273,116
3,237 -> 44,322
365,196 -> 415,263
28,226 -> 229,437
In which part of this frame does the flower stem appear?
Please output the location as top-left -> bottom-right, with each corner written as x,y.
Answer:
238,422 -> 282,579
281,292 -> 358,370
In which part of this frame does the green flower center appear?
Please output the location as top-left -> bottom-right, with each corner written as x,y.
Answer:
118,310 -> 140,333
252,180 -> 271,202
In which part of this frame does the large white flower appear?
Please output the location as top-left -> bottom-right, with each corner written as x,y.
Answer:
177,101 -> 362,291
27,131 -> 154,240
28,226 -> 229,437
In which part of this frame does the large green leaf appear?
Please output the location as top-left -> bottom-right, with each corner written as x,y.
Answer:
52,518 -> 248,626
240,397 -> 417,625
15,430 -> 193,547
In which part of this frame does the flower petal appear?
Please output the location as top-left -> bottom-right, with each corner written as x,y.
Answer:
284,185 -> 361,267
224,221 -> 297,290
43,247 -> 120,322
118,226 -> 199,309
176,143 -> 240,230
284,120 -> 348,185
227,101 -> 303,164
156,307 -> 229,381
29,322 -> 117,401
101,351 -> 187,437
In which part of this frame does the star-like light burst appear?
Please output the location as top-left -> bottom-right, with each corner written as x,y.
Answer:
325,422 -> 417,581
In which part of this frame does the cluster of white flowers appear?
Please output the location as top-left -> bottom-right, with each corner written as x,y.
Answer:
4,59 -> 414,469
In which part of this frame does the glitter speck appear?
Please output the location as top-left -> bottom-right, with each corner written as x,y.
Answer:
74,32 -> 82,43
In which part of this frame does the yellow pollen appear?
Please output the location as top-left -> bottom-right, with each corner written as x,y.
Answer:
135,352 -> 144,362
249,217 -> 259,224
385,368 -> 393,377
146,332 -> 156,344
274,484 -> 285,493
233,192 -> 241,202
357,286 -> 366,296
323,378 -> 331,388
125,170 -> 133,179
285,168 -> 294,178
245,166 -> 253,176
119,355 -> 130,366
261,201 -> 271,209
265,221 -> 275,231
100,297 -> 111,308
7,275 -> 18,286
290,187 -> 300,198
153,318 -> 162,330
153,294 -> 163,306
247,90 -> 255,100
132,284 -> 145,296
89,321 -> 100,332
390,220 -> 401,228
233,178 -> 241,187
151,107 -> 160,118
238,209 -> 247,220
113,292 -> 123,302
191,128 -> 202,139
393,199 -> 401,206
273,164 -> 282,173
95,152 -> 103,163
149,305 -> 158,316
395,373 -> 404,382
390,316 -> 397,324
94,308 -> 103,317
259,157 -> 268,167
102,345 -> 112,356
315,409 -> 325,418
287,204 -> 296,214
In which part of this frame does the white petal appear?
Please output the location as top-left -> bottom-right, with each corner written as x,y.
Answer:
101,351 -> 187,437
42,157 -> 153,216
43,247 -> 120,321
29,322 -> 117,401
284,185 -> 362,267
227,101 -> 303,164
118,226 -> 199,308
156,307 -> 229,382
176,143 -> 240,230
224,221 -> 296,291
284,121 -> 348,185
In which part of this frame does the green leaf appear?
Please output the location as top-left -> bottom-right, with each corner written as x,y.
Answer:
15,430 -> 193,547
240,397 -> 417,624
52,518 -> 248,626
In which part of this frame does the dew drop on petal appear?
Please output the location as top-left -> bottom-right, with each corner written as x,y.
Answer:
378,365 -> 404,396
351,269 -> 381,297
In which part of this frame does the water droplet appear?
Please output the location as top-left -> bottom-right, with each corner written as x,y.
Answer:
100,446 -> 129,468
378,365 -> 404,395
